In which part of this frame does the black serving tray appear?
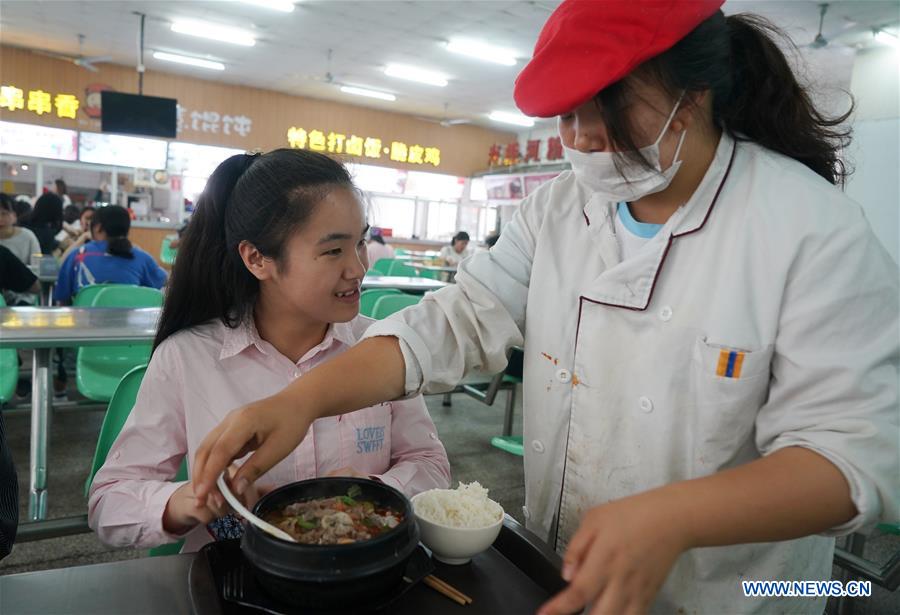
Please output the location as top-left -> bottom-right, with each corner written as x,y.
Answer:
189,516 -> 566,615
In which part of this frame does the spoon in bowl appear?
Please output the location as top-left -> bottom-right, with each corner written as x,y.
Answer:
216,473 -> 297,543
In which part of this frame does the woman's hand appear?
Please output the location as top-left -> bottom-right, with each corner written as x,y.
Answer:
538,491 -> 693,615
193,393 -> 314,502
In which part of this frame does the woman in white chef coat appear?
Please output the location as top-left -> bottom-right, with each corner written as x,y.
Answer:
193,1 -> 899,613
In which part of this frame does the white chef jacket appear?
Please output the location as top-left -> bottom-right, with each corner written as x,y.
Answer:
364,132 -> 900,613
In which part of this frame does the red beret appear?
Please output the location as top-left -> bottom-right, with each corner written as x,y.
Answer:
514,0 -> 724,118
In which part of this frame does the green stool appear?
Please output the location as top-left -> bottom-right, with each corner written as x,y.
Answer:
360,289 -> 402,318
76,286 -> 163,402
0,295 -> 16,403
371,294 -> 421,319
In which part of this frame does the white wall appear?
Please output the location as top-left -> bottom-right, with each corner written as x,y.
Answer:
845,46 -> 900,264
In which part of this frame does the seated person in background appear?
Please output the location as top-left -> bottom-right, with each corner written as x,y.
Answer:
365,226 -> 395,267
53,205 -> 168,304
62,204 -> 83,237
438,231 -> 474,267
0,244 -> 40,298
11,196 -> 32,226
88,149 -> 450,552
0,194 -> 41,266
24,193 -> 66,256
0,407 -> 16,560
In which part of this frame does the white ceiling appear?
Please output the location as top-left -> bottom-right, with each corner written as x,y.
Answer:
0,0 -> 897,129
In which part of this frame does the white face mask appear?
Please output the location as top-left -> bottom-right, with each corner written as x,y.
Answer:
564,93 -> 687,202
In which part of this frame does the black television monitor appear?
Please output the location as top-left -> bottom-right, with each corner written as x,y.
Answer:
101,91 -> 177,138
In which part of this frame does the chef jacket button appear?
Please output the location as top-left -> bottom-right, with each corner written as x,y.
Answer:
531,440 -> 545,454
659,306 -> 673,321
522,506 -> 530,520
556,368 -> 571,384
639,396 -> 653,413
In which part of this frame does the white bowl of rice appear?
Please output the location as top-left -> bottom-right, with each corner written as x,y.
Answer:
411,482 -> 504,565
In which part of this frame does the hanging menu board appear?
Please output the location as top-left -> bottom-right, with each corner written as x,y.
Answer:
0,121 -> 78,161
78,132 -> 168,169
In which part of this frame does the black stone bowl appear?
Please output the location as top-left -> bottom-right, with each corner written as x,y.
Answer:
241,477 -> 420,610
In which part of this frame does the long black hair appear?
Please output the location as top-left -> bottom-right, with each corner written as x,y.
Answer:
598,11 -> 852,186
92,205 -> 133,259
29,193 -> 64,231
153,148 -> 354,351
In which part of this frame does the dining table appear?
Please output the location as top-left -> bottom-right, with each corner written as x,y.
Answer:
0,306 -> 160,539
0,515 -> 565,615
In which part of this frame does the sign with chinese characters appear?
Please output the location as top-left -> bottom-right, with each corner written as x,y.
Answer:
286,126 -> 441,168
177,104 -> 252,138
488,136 -> 564,167
0,84 -> 81,120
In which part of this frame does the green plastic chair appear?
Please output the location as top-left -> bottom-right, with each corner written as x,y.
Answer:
360,289 -> 402,318
84,365 -> 187,556
386,260 -> 420,277
372,258 -> 394,275
416,268 -> 442,280
160,234 -> 178,266
394,248 -> 409,256
73,283 -> 140,307
371,293 -> 421,319
0,295 -> 17,403
76,286 -> 164,402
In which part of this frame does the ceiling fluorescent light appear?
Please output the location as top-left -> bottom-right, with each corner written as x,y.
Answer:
446,39 -> 516,66
340,86 -> 396,101
239,0 -> 295,11
171,19 -> 256,47
489,111 -> 534,127
384,64 -> 448,87
153,51 -> 225,71
874,29 -> 900,48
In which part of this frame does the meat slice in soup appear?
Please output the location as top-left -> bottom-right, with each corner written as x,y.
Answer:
262,487 -> 402,545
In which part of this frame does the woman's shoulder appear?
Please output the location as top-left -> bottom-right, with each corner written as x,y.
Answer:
153,319 -> 227,361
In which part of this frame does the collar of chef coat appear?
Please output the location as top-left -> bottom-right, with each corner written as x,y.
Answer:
579,131 -> 737,310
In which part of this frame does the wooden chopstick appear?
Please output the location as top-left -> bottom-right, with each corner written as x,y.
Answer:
424,574 -> 473,605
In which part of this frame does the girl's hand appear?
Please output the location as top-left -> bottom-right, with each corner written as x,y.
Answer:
163,466 -> 274,534
193,394 -> 314,502
538,492 -> 693,615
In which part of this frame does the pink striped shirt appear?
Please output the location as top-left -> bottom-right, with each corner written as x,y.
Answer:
88,316 -> 450,552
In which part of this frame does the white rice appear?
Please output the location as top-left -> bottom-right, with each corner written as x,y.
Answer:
413,482 -> 504,529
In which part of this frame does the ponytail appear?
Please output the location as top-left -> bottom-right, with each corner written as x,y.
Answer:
154,154 -> 259,351
153,148 -> 354,351
598,10 -> 852,187
92,205 -> 134,259
721,14 -> 851,185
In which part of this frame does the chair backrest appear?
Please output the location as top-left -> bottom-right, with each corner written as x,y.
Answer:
85,365 -> 148,494
160,234 -> 178,265
73,283 -> 138,307
92,285 -> 164,308
360,289 -> 402,317
371,293 -> 421,319
0,294 -> 15,403
84,364 -> 188,556
372,258 -> 394,275
386,260 -> 420,277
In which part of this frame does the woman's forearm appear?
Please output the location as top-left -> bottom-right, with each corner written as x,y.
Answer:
274,335 -> 407,419
659,447 -> 856,548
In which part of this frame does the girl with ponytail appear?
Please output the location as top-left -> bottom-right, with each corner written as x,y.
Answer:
88,148 -> 449,552
192,3 -> 898,613
53,205 -> 167,304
